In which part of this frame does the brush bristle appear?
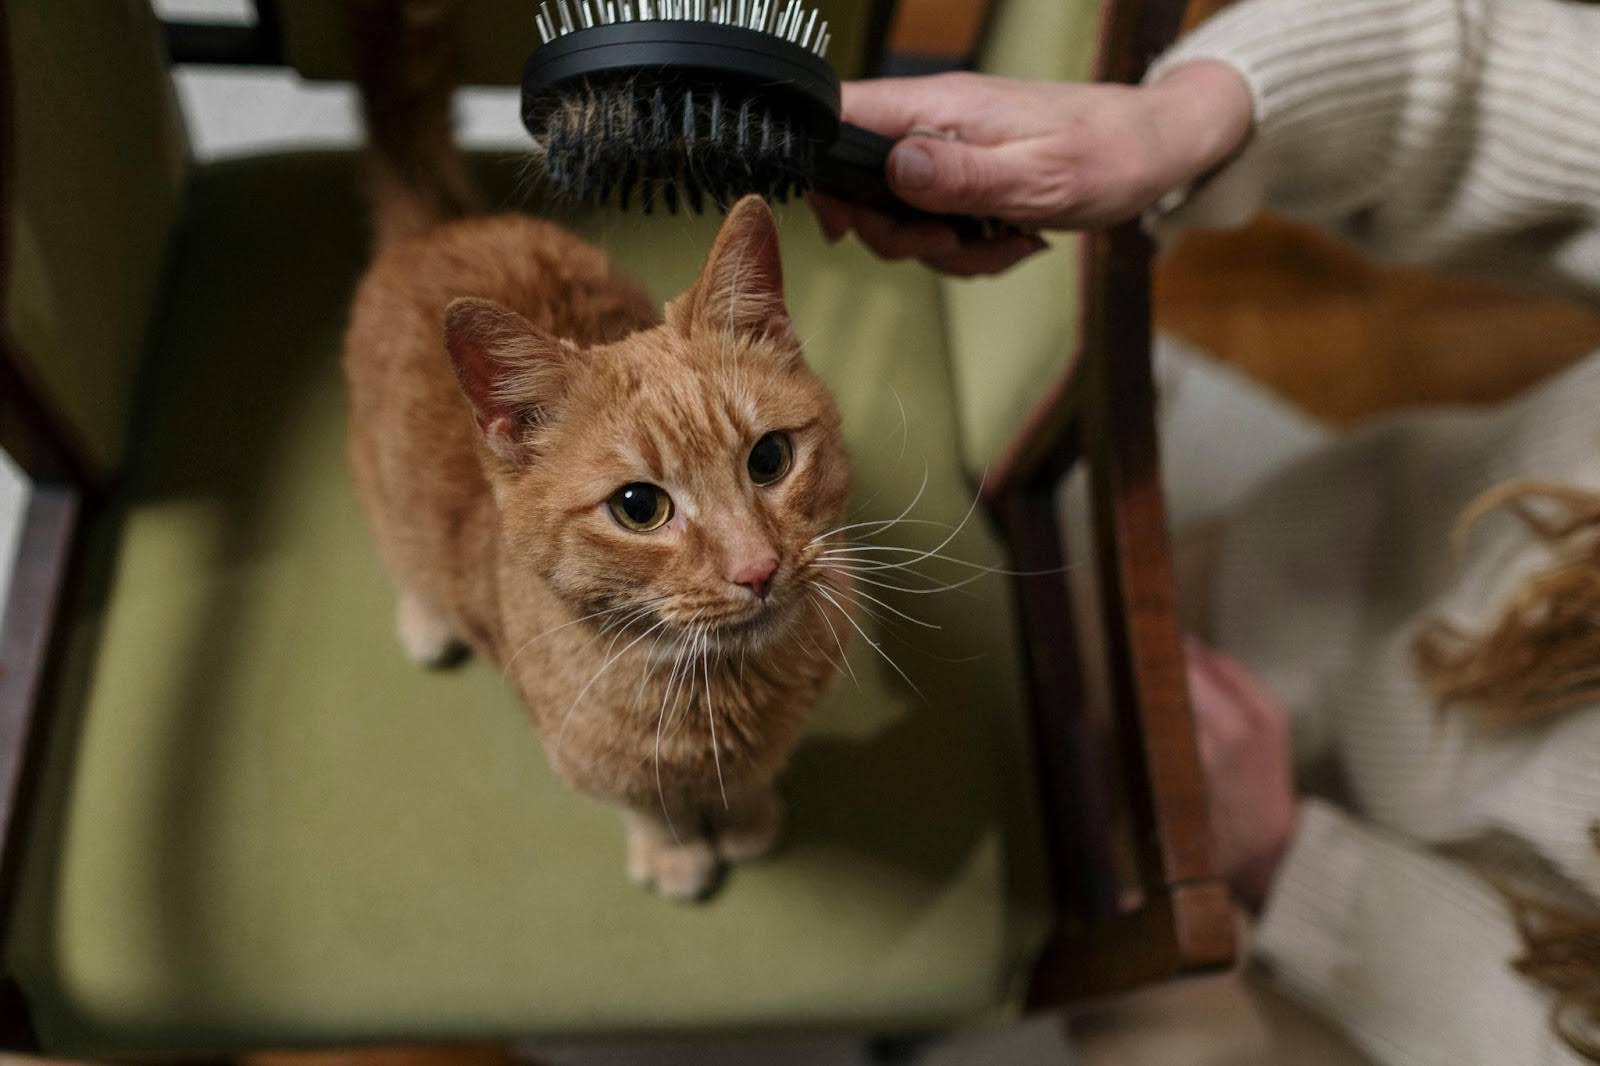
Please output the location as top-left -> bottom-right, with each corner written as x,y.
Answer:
530,81 -> 816,213
536,0 -> 833,59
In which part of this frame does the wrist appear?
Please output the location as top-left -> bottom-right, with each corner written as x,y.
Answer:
1232,798 -> 1299,911
1144,59 -> 1254,190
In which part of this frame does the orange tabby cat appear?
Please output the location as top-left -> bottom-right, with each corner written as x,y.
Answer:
343,0 -> 852,899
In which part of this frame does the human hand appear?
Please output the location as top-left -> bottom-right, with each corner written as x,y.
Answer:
810,62 -> 1253,275
1185,638 -> 1298,910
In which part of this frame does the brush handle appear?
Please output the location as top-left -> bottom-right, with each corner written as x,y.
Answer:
815,124 -> 1004,243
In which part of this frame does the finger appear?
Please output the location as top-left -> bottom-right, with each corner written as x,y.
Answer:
851,209 -> 966,262
1184,659 -> 1234,769
886,134 -> 1065,221
805,192 -> 851,243
1184,647 -> 1227,726
1184,646 -> 1250,748
841,74 -> 997,141
1205,648 -> 1288,735
917,233 -> 1048,277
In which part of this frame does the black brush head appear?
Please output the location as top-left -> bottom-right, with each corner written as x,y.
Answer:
522,12 -> 841,213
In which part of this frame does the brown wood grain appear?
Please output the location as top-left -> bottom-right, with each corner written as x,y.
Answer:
997,476 -> 1127,928
243,1046 -> 525,1066
886,0 -> 991,58
1161,0 -> 1600,420
1088,225 -> 1216,893
1027,880 -> 1233,1004
995,0 -> 1234,1004
1156,218 -> 1600,423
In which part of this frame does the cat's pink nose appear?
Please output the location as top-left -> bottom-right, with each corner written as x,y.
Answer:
730,557 -> 779,600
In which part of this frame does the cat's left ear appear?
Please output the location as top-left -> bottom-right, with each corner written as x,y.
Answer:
670,194 -> 797,349
444,297 -> 567,464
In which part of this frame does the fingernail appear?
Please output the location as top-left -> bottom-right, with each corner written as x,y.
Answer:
891,143 -> 935,191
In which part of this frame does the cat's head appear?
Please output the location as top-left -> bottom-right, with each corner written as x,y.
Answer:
445,196 -> 850,649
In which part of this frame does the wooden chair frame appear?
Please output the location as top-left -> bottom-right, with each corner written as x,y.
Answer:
0,0 -> 1230,1049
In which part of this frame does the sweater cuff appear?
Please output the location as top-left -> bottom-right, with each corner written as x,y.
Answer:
1143,0 -> 1461,239
1253,798 -> 1367,990
1141,55 -> 1267,240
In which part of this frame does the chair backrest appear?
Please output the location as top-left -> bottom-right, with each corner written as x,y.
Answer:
940,0 -> 1108,485
277,0 -> 883,85
5,0 -> 190,479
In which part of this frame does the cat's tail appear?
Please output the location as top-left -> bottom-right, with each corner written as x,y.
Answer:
349,0 -> 482,247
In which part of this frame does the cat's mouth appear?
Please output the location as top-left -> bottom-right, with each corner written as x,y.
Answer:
654,592 -> 802,652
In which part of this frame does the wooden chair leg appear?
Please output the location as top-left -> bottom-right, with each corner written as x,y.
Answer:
1006,224 -> 1235,1006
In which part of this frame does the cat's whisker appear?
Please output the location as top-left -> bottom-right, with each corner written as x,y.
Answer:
845,387 -> 911,521
808,590 -> 860,691
664,621 -> 710,741
888,386 -> 909,467
807,519 -> 964,562
654,609 -> 705,840
800,593 -> 856,689
631,624 -> 671,711
815,576 -> 978,665
792,315 -> 832,353
820,545 -> 1071,579
809,560 -> 989,596
556,612 -> 672,754
855,472 -> 984,572
704,628 -> 728,810
503,600 -> 642,671
813,582 -> 924,702
809,463 -> 930,546
819,578 -> 940,630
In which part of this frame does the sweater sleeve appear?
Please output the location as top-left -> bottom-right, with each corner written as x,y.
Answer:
1255,799 -> 1590,1066
1144,0 -> 1600,300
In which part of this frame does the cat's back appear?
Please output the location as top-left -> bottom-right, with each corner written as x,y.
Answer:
343,214 -> 657,653
344,213 -> 658,453
349,214 -> 656,365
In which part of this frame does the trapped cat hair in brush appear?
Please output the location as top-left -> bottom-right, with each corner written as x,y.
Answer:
520,0 -> 1002,238
344,0 -> 853,900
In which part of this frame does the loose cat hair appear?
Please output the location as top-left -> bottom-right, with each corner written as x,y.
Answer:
343,0 -> 852,899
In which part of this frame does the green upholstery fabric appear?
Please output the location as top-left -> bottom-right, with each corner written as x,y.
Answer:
279,0 -> 874,85
8,154 -> 1050,1054
5,0 -> 188,475
941,0 -> 1105,477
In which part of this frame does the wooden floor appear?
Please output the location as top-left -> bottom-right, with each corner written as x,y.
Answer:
1156,218 -> 1600,423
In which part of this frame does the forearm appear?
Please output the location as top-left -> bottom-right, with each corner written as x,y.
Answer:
1147,0 -> 1600,294
1257,799 -> 1589,1066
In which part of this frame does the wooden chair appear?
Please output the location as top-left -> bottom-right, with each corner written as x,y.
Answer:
0,0 -> 1228,1054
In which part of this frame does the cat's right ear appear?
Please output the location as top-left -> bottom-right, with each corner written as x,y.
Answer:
444,297 -> 567,464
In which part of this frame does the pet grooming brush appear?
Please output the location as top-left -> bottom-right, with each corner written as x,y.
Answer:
523,0 -> 996,237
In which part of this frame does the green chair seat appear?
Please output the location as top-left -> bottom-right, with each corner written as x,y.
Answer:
9,153 -> 1050,1054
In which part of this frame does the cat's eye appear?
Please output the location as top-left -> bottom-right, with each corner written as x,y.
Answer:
747,432 -> 793,486
607,482 -> 673,532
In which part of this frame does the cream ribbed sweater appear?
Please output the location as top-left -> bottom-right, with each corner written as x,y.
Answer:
1146,3 -> 1600,1065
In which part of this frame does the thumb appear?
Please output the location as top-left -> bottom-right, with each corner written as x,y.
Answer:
885,136 -> 1024,218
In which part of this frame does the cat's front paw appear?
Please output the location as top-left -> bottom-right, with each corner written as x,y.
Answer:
716,791 -> 785,864
626,829 -> 719,902
395,591 -> 466,668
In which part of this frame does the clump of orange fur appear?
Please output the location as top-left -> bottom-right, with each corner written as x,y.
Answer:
343,0 -> 851,899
